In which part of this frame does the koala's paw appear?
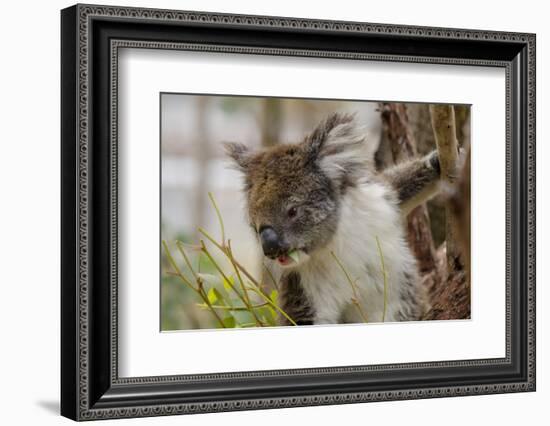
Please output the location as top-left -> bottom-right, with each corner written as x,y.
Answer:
428,150 -> 441,175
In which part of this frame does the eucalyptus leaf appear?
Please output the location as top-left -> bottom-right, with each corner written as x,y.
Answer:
207,287 -> 218,304
270,289 -> 279,304
288,250 -> 300,263
212,288 -> 225,305
223,275 -> 235,291
197,273 -> 222,286
222,315 -> 236,328
267,306 -> 277,319
232,310 -> 254,326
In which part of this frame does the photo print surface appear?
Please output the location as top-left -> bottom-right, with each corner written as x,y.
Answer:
160,94 -> 471,331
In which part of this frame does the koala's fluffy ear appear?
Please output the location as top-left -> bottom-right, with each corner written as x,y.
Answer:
306,113 -> 376,185
224,142 -> 253,172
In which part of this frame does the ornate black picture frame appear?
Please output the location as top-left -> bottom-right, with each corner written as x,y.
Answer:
61,4 -> 536,421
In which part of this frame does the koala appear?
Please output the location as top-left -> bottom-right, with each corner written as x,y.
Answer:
225,113 -> 441,326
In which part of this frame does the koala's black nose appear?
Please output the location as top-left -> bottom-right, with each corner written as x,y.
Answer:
259,226 -> 282,258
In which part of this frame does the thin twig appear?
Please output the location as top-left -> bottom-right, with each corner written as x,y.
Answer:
262,263 -> 279,290
162,240 -> 226,328
375,236 -> 388,322
197,302 -> 270,311
199,240 -> 264,326
226,240 -> 264,326
200,228 -> 263,286
331,251 -> 369,323
208,192 -> 226,246
245,285 -> 298,326
199,227 -> 297,325
176,241 -> 199,280
195,284 -> 227,328
162,240 -> 195,290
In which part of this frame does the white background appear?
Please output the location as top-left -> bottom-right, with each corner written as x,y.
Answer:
0,0 -> 547,425
119,49 -> 506,377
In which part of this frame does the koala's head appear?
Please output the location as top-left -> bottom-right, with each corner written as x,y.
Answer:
225,113 -> 373,268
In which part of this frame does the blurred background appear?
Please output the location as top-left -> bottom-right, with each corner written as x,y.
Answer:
161,94 -> 470,331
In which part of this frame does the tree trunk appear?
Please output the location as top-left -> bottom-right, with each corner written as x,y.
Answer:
378,103 -> 437,274
379,102 -> 470,321
449,147 -> 471,280
423,105 -> 470,321
407,104 -> 446,247
429,104 -> 462,271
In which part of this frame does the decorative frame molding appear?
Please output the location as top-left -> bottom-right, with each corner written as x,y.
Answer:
61,4 -> 535,421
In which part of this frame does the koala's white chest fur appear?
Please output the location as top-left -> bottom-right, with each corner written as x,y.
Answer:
292,180 -> 423,324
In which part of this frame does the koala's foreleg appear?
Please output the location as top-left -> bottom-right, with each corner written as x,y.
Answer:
383,150 -> 441,216
278,272 -> 315,326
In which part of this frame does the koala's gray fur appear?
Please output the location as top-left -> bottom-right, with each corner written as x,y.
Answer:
225,113 -> 441,325
278,272 -> 316,325
383,151 -> 441,216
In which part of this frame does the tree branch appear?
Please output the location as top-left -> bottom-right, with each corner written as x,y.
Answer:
429,104 -> 462,270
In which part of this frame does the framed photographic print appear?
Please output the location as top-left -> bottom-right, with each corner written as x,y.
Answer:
61,4 -> 536,421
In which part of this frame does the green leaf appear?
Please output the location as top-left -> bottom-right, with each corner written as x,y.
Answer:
207,287 -> 218,304
257,307 -> 276,326
214,288 -> 226,304
197,273 -> 222,286
237,322 -> 257,328
232,311 -> 253,326
270,289 -> 279,304
222,315 -> 236,328
288,250 -> 300,263
223,275 -> 235,291
220,287 -> 234,308
267,306 -> 277,320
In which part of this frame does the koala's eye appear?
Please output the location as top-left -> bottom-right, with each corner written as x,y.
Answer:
287,206 -> 298,219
